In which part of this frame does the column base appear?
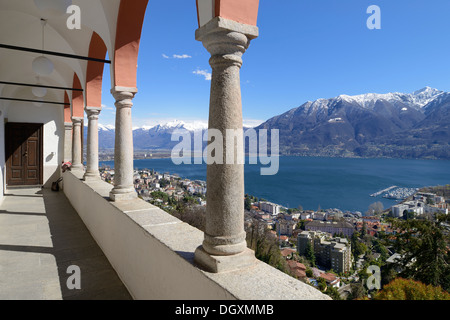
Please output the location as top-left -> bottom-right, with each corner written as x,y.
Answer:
71,165 -> 84,171
194,246 -> 256,273
83,172 -> 100,181
109,190 -> 137,201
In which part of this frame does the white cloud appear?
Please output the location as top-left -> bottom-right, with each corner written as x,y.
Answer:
163,53 -> 192,59
193,69 -> 212,81
172,54 -> 192,59
101,104 -> 114,110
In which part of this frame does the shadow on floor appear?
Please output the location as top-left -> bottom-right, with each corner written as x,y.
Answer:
1,188 -> 132,300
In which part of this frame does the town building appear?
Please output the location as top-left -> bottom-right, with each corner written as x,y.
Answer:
259,201 -> 280,216
305,220 -> 354,237
297,231 -> 352,274
276,220 -> 297,237
312,212 -> 327,221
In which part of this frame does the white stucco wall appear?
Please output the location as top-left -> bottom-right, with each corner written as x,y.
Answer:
4,102 -> 64,188
63,170 -> 330,300
0,105 -> 5,202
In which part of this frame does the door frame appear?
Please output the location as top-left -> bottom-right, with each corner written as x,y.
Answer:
5,122 -> 44,187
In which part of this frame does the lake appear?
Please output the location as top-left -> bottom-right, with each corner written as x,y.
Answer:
99,156 -> 450,213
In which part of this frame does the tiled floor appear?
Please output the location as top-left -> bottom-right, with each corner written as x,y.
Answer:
0,187 -> 132,300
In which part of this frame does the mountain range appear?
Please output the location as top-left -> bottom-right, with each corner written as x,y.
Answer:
89,87 -> 450,159
86,120 -> 208,150
256,87 -> 450,159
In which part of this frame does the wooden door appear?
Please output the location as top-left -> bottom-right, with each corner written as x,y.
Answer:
5,123 -> 43,186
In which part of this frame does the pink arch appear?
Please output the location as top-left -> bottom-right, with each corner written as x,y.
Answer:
64,91 -> 71,122
86,32 -> 107,108
71,74 -> 84,118
113,0 -> 149,88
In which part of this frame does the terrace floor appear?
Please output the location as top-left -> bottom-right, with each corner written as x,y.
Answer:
0,186 -> 131,300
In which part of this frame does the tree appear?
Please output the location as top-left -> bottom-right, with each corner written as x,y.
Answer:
372,238 -> 389,261
403,210 -> 415,220
296,220 -> 306,231
389,214 -> 450,291
373,278 -> 450,300
244,196 -> 252,211
246,220 -> 290,275
349,282 -> 366,300
159,179 -> 170,188
317,277 -> 327,292
366,201 -> 384,216
305,267 -> 313,278
361,221 -> 367,237
351,232 -> 367,259
326,285 -> 342,300
304,241 -> 316,267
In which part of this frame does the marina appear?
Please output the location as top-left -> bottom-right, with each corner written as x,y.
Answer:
382,187 -> 419,200
370,186 -> 397,197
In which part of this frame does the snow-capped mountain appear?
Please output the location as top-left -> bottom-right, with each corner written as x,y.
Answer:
257,87 -> 450,159
89,120 -> 209,150
149,120 -> 208,132
296,87 -> 444,115
98,124 -> 115,131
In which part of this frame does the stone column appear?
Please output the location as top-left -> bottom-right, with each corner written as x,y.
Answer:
109,87 -> 138,201
64,122 -> 73,163
194,17 -> 259,273
83,107 -> 101,180
71,117 -> 83,170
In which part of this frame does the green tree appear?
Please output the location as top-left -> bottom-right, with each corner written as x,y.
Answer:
403,210 -> 415,220
159,179 -> 170,188
372,238 -> 389,261
317,277 -> 327,292
361,221 -> 367,237
349,282 -> 367,300
326,285 -> 342,300
389,214 -> 450,291
296,220 -> 306,231
244,196 -> 252,211
305,241 -> 316,267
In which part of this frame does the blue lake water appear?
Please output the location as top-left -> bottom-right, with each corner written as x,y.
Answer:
100,157 -> 450,213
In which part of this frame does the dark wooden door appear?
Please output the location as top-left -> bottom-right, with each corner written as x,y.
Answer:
5,123 -> 43,186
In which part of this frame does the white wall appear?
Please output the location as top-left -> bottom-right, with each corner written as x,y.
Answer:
0,105 -> 5,202
5,102 -> 64,188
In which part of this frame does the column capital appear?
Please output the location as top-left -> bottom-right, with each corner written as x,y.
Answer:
85,106 -> 102,120
64,122 -> 73,129
111,87 -> 138,109
85,106 -> 102,113
71,117 -> 83,125
195,17 -> 259,69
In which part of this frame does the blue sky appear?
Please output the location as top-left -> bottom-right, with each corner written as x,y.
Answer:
99,0 -> 450,127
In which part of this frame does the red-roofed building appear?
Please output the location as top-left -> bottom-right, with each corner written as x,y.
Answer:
287,260 -> 307,280
281,248 -> 296,259
319,272 -> 340,288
